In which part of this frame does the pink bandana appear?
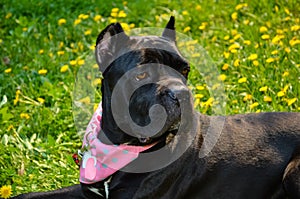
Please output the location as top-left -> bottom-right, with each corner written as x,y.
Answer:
79,102 -> 154,184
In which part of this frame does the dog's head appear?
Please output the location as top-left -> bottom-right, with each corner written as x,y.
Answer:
95,17 -> 192,145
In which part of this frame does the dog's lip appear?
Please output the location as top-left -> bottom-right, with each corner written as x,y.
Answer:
138,137 -> 152,144
169,121 -> 180,131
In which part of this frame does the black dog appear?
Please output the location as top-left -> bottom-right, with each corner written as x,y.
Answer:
13,17 -> 300,199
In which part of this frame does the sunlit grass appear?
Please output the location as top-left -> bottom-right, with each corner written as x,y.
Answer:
0,0 -> 299,196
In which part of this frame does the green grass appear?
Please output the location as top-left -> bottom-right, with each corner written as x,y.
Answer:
0,0 -> 299,197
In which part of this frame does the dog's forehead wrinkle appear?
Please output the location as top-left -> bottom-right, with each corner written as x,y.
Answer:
129,35 -> 178,53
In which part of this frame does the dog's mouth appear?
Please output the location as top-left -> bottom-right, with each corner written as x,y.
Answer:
137,120 -> 180,144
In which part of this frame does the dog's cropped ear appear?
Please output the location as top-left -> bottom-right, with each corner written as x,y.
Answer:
95,23 -> 129,73
162,16 -> 176,42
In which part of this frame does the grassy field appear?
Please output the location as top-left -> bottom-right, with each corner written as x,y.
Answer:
0,0 -> 299,197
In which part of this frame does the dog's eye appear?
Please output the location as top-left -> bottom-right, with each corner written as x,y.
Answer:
135,72 -> 148,81
182,68 -> 189,76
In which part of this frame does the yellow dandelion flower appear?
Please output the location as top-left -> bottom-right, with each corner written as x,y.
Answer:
230,49 -> 238,54
243,94 -> 252,101
39,49 -> 44,54
233,59 -> 240,67
259,86 -> 268,92
84,29 -> 92,35
247,53 -> 258,61
243,19 -> 250,25
38,69 -> 47,75
111,12 -> 118,17
196,5 -> 202,10
277,91 -> 285,97
118,11 -> 127,18
194,98 -> 200,108
110,18 -> 117,23
5,12 -> 12,19
129,23 -> 135,29
235,3 -> 248,10
233,34 -> 241,41
196,85 -> 205,90
271,50 -> 278,55
111,8 -> 119,13
222,63 -> 229,70
57,51 -> 65,55
255,43 -> 259,48
58,18 -> 66,26
272,35 -> 284,44
232,100 -> 238,104
182,11 -> 189,15
276,29 -> 284,34
93,78 -> 102,86
282,71 -> 289,77
20,113 -> 30,119
79,96 -> 91,105
89,45 -> 95,50
289,39 -> 300,46
202,97 -> 214,107
287,98 -> 297,106
0,185 -> 12,199
195,94 -> 204,99
291,25 -> 300,32
70,60 -> 77,66
261,34 -> 270,40
58,42 -> 64,49
274,5 -> 279,12
37,98 -> 45,104
223,51 -> 230,59
78,14 -> 89,20
93,64 -> 98,69
183,26 -> 191,33
120,23 -> 130,31
285,47 -> 291,53
60,65 -> 69,73
186,40 -> 198,46
264,96 -> 272,102
249,102 -> 259,109
7,125 -> 14,131
77,59 -> 85,65
259,26 -> 268,33
283,85 -> 289,93
4,68 -> 12,73
198,22 -> 207,30
253,60 -> 259,66
243,40 -> 251,45
231,12 -> 238,21
231,29 -> 238,36
94,15 -> 102,22
22,27 -> 28,32
191,53 -> 201,58
266,57 -> 275,63
218,74 -> 227,81
238,77 -> 247,83
284,7 -> 290,15
224,35 -> 230,40
228,43 -> 240,51
74,19 -> 81,26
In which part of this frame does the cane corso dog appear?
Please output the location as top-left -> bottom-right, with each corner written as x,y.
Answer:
13,17 -> 300,199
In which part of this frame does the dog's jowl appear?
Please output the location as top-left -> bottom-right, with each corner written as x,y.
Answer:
13,17 -> 300,199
